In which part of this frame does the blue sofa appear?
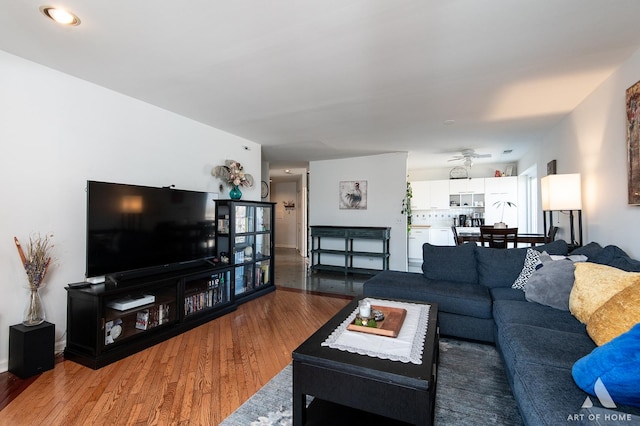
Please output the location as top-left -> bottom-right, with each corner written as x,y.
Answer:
363,241 -> 640,425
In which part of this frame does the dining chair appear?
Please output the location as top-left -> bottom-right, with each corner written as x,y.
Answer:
451,226 -> 462,245
480,227 -> 518,249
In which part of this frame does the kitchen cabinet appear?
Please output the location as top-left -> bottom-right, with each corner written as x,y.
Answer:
411,181 -> 430,210
408,228 -> 430,261
449,178 -> 485,208
484,177 -> 518,227
449,178 -> 485,194
411,180 -> 450,209
429,227 -> 455,246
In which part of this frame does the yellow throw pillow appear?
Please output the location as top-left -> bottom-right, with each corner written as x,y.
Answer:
569,263 -> 640,323
587,282 -> 640,345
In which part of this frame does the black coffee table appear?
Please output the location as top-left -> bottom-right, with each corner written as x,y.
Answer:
292,297 -> 439,425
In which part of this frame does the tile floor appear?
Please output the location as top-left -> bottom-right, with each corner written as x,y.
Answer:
275,247 -> 366,297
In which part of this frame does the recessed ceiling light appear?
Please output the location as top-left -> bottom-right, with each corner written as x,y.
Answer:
40,6 -> 81,26
443,119 -> 456,125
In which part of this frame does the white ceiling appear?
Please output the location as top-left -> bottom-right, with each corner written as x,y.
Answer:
3,1 -> 640,173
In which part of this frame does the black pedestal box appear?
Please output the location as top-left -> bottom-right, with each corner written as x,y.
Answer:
9,321 -> 55,378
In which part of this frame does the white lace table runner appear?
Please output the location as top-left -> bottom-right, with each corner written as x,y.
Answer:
321,298 -> 430,365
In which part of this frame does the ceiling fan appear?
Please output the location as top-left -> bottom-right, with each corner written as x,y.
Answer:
448,149 -> 492,168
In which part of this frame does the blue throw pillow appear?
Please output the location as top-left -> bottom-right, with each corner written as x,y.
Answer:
572,323 -> 640,408
422,243 -> 477,284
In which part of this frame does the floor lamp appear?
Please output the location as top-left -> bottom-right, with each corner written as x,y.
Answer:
540,173 -> 583,247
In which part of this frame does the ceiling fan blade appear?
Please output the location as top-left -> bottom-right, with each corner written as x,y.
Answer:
475,154 -> 492,158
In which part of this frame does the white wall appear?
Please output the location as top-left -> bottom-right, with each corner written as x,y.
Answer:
518,47 -> 640,257
309,152 -> 408,271
0,51 -> 261,371
273,181 -> 298,249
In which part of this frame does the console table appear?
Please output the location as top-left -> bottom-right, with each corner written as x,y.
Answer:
310,226 -> 390,276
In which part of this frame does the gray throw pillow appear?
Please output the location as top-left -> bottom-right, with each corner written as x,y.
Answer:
525,259 -> 576,310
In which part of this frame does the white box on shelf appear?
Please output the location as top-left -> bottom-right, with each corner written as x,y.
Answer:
107,294 -> 155,311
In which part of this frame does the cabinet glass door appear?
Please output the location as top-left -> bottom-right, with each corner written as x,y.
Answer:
234,205 -> 255,234
183,270 -> 231,318
103,282 -> 176,349
255,233 -> 270,259
234,235 -> 255,263
235,265 -> 254,295
254,260 -> 271,288
256,206 -> 271,232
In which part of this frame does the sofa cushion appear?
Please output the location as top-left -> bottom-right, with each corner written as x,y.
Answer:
476,239 -> 569,288
574,242 -> 640,271
568,241 -> 603,259
422,243 -> 477,284
524,258 -> 576,311
476,246 -> 528,288
569,262 -> 640,323
493,300 -> 586,334
490,287 -> 527,301
498,323 -> 596,371
510,363 -> 594,426
572,323 -> 640,408
587,281 -> 640,346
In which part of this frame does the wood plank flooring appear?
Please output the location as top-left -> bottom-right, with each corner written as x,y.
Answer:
0,288 -> 351,425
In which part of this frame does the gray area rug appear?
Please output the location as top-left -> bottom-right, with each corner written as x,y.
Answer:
221,338 -> 523,425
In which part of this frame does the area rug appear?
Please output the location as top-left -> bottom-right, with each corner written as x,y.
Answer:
220,338 -> 523,425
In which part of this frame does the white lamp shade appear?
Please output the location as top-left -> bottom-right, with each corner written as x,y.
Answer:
541,173 -> 582,211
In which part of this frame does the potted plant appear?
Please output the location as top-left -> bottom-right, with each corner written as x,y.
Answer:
493,200 -> 516,228
401,181 -> 413,232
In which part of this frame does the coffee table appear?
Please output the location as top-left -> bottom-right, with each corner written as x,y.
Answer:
292,297 -> 439,425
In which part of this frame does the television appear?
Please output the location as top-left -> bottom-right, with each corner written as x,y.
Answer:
86,180 -> 217,281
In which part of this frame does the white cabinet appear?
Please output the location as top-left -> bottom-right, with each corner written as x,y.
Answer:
408,228 -> 430,260
449,178 -> 485,208
449,178 -> 485,194
411,180 -> 450,209
429,180 -> 450,209
484,177 -> 518,227
429,227 -> 454,246
411,181 -> 430,210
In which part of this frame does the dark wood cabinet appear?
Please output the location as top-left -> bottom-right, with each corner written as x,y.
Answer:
310,226 -> 391,276
65,264 -> 235,369
215,200 -> 275,303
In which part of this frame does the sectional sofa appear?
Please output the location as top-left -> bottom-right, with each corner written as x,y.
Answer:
363,240 -> 640,425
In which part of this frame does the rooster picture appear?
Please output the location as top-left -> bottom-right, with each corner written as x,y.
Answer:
339,181 -> 367,209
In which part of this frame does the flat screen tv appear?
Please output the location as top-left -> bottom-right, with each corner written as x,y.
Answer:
86,180 -> 217,280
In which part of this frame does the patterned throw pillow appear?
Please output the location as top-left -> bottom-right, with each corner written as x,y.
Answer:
512,248 -> 542,290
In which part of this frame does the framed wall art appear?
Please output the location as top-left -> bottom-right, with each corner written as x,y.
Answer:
627,80 -> 640,205
339,181 -> 367,209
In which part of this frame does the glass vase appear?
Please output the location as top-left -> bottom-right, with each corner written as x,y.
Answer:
229,185 -> 242,200
23,287 -> 45,326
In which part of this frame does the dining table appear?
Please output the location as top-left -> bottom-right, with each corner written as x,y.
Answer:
458,232 -> 548,247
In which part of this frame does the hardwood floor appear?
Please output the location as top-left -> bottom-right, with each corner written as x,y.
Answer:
0,288 -> 351,425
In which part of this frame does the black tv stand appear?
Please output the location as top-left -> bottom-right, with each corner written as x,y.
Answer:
105,258 -> 218,288
66,263 -> 237,369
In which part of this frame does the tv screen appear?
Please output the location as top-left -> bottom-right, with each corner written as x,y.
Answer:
86,180 -> 217,279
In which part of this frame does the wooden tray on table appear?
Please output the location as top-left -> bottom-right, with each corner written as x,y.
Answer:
346,305 -> 407,338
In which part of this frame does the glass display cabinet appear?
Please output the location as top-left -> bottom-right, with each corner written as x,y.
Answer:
215,200 -> 275,302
